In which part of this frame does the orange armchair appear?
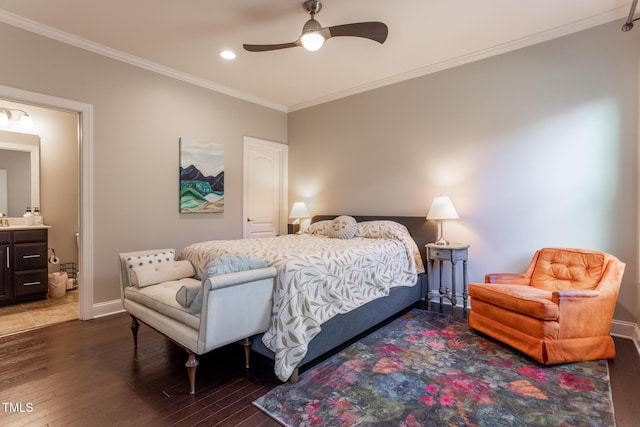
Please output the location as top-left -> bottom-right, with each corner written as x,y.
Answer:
468,248 -> 625,364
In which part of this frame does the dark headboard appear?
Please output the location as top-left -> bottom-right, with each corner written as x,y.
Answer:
311,215 -> 437,267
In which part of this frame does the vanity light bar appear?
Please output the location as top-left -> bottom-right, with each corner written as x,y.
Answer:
0,108 -> 33,129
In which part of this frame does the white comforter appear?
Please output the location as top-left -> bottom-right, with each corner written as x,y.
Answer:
179,220 -> 424,381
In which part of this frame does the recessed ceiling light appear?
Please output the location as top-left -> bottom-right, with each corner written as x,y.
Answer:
220,50 -> 236,60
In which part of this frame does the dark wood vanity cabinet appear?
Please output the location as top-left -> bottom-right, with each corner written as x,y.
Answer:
0,232 -> 10,303
0,229 -> 49,305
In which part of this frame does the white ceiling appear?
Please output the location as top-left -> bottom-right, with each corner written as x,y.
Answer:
0,0 -> 633,112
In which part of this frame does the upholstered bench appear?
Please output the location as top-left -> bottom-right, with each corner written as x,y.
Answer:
118,248 -> 276,394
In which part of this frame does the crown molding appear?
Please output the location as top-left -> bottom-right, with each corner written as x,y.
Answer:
289,7 -> 631,112
0,10 -> 288,113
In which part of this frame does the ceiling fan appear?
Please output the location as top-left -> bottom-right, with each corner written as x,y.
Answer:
243,0 -> 388,52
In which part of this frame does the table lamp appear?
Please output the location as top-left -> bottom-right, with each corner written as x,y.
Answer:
289,202 -> 310,234
426,195 -> 459,246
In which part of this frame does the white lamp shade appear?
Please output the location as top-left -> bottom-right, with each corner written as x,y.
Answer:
289,202 -> 310,219
426,196 -> 459,220
0,111 -> 8,126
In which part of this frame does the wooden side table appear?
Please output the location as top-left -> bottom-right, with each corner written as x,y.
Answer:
426,243 -> 470,312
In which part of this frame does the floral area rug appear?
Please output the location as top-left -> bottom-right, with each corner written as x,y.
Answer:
253,309 -> 615,426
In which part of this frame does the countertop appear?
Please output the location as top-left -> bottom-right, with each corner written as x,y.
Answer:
0,225 -> 51,231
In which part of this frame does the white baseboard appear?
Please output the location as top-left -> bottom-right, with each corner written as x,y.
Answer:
91,299 -> 125,318
611,319 -> 640,356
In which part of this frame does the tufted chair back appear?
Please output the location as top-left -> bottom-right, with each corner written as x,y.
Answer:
530,248 -> 606,291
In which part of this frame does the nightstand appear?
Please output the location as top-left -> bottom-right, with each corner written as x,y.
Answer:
425,243 -> 470,312
287,223 -> 300,234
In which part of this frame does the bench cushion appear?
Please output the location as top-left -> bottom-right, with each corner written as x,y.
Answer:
125,278 -> 201,329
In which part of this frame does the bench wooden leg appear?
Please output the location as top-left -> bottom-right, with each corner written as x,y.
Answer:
130,315 -> 139,348
240,338 -> 252,369
185,350 -> 199,395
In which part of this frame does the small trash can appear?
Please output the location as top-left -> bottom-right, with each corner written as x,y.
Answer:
48,272 -> 67,298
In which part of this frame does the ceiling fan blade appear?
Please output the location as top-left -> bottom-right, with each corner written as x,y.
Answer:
327,22 -> 388,44
243,41 -> 299,52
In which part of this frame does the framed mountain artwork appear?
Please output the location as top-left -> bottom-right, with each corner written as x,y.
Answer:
179,137 -> 224,213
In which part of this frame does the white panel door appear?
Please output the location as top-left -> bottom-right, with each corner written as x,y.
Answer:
243,137 -> 288,239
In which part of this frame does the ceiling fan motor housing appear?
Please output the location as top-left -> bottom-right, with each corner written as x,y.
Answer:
303,0 -> 322,15
302,17 -> 322,33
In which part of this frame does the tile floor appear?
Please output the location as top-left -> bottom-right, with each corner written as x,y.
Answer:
0,289 -> 79,337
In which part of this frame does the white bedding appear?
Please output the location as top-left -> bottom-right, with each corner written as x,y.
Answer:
179,220 -> 424,381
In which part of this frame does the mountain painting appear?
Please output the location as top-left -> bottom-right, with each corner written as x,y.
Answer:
179,137 -> 224,213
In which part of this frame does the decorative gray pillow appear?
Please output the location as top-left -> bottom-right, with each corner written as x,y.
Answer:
327,215 -> 358,239
175,281 -> 202,307
189,291 -> 204,314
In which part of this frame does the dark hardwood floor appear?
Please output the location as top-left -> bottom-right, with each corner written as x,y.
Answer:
0,306 -> 637,426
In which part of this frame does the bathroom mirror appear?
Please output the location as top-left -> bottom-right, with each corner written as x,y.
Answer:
0,131 -> 40,217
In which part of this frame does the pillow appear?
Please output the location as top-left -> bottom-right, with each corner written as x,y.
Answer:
124,250 -> 175,272
203,254 -> 268,277
357,220 -> 425,273
190,254 -> 269,314
175,281 -> 202,307
305,220 -> 332,236
327,215 -> 358,239
129,260 -> 195,288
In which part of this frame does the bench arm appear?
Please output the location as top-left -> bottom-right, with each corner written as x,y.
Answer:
203,267 -> 277,291
198,267 -> 277,354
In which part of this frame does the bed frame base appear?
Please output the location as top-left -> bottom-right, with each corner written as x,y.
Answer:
251,274 -> 427,381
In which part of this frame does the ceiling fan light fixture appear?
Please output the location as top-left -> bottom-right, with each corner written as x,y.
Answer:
300,16 -> 324,51
243,0 -> 388,53
219,50 -> 236,60
301,31 -> 324,51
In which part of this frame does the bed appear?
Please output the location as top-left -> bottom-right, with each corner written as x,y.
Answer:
178,215 -> 436,382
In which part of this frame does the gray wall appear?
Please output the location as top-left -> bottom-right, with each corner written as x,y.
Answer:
289,21 -> 640,323
33,105 -> 79,273
0,22 -> 288,304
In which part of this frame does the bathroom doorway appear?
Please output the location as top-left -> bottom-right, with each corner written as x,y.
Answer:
0,97 -> 81,336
